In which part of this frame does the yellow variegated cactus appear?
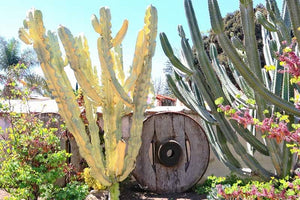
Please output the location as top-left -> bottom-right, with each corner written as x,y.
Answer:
19,6 -> 157,199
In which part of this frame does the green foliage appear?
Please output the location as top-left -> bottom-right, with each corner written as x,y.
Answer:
0,113 -> 74,200
44,181 -> 89,200
196,174 -> 300,200
195,173 -> 250,196
0,37 -> 49,97
218,176 -> 300,199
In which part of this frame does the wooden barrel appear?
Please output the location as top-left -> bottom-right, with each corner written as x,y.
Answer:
133,112 -> 210,194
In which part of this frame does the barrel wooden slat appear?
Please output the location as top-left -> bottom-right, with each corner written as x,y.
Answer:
133,116 -> 156,190
155,113 -> 187,193
133,112 -> 210,194
184,115 -> 210,186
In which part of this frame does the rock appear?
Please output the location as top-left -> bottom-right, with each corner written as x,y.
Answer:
85,190 -> 109,200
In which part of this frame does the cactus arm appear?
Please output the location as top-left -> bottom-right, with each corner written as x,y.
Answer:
262,69 -> 271,90
169,74 -> 218,124
280,72 -> 294,176
210,43 -> 249,105
94,7 -> 133,108
19,27 -> 32,45
112,20 -> 128,47
286,0 -> 300,50
179,25 -> 242,106
91,14 -> 101,34
177,26 -> 240,106
231,36 -> 246,52
282,72 -> 290,101
261,27 -> 274,70
273,63 -> 284,96
282,140 -> 293,177
120,5 -> 157,181
184,0 -> 226,101
229,120 -> 269,156
228,61 -> 244,90
238,76 -> 254,98
240,0 -> 263,81
209,0 -> 300,117
263,137 -> 283,176
266,0 -> 292,44
232,0 -> 274,159
178,26 -> 195,70
202,123 -> 252,176
256,11 -> 277,32
178,2 -> 269,163
194,67 -> 274,178
281,0 -> 291,26
112,45 -> 125,84
239,1 -> 269,161
48,32 -> 110,185
84,95 -> 106,169
166,74 -> 194,108
167,74 -> 201,110
159,33 -> 193,75
215,127 -> 242,168
19,10 -> 111,186
215,111 -> 274,179
125,30 -> 146,93
98,38 -> 134,108
123,74 -> 137,92
191,81 -> 206,106
57,26 -> 103,106
260,29 -> 285,173
123,30 -> 145,93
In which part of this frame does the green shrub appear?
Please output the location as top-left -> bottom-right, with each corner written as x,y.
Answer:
195,173 -> 251,199
0,113 -> 88,200
196,174 -> 300,200
44,181 -> 89,200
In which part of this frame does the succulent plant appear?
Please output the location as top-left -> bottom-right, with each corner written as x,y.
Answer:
19,5 -> 157,199
160,0 -> 299,180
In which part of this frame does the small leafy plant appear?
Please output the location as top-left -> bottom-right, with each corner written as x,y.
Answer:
0,111 -> 89,200
195,173 -> 251,199
216,175 -> 300,200
196,174 -> 300,200
0,113 -> 68,200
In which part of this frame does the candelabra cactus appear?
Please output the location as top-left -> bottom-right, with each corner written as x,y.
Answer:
160,0 -> 299,180
19,5 -> 157,199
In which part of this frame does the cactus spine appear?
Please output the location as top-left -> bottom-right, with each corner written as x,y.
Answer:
160,0 -> 299,180
19,6 -> 157,199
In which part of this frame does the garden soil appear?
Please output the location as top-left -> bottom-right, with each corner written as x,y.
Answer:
119,177 -> 207,200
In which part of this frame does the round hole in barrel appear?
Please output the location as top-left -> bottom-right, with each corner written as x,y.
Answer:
133,112 -> 210,194
158,140 -> 182,167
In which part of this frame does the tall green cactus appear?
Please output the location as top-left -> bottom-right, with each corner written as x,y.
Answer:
19,6 -> 157,199
160,0 -> 299,180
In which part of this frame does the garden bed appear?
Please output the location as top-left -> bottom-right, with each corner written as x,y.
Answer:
0,177 -> 207,200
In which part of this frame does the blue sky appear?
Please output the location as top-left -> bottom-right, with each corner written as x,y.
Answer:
0,0 -> 283,80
